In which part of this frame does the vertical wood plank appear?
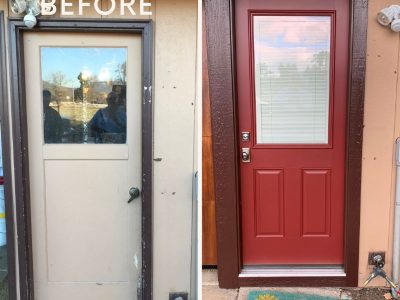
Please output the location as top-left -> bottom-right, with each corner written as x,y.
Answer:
202,3 -> 217,266
205,0 -> 241,288
344,0 -> 368,286
202,7 -> 212,139
202,137 -> 217,265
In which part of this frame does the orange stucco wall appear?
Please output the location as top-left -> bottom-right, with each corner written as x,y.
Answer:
359,0 -> 400,286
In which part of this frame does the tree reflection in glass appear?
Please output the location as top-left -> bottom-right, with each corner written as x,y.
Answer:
41,47 -> 128,144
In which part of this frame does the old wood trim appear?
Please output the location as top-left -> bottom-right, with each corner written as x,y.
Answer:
202,2 -> 218,266
0,11 -> 18,300
8,18 -> 153,300
204,0 -> 367,288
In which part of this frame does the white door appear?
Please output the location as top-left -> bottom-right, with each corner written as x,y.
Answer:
24,32 -> 142,300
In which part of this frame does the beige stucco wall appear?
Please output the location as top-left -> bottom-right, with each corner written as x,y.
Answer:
152,0 -> 197,298
359,0 -> 400,287
0,0 -> 198,299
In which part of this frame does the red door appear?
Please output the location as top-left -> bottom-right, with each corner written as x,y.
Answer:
237,0 -> 350,265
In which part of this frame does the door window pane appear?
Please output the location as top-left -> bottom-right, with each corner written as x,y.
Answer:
41,48 -> 128,144
254,16 -> 331,144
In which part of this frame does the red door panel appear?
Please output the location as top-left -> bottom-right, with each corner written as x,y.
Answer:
236,0 -> 350,265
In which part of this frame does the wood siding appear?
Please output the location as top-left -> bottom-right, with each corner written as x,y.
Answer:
202,7 -> 217,266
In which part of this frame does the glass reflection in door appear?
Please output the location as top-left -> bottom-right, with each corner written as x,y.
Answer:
41,47 -> 128,144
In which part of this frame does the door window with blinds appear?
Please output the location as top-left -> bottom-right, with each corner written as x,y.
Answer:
253,15 -> 332,145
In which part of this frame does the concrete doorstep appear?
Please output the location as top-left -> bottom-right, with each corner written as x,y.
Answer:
202,269 -> 392,300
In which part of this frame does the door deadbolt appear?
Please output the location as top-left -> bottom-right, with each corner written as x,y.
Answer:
242,148 -> 250,162
242,132 -> 250,141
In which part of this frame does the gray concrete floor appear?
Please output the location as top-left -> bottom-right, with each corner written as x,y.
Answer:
202,269 -> 388,300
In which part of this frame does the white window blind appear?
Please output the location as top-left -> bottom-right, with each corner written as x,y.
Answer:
254,16 -> 331,144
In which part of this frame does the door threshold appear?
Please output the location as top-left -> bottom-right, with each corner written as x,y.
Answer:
239,265 -> 346,278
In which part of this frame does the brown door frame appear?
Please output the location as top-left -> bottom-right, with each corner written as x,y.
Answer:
0,11 -> 18,300
204,0 -> 367,288
8,18 -> 153,300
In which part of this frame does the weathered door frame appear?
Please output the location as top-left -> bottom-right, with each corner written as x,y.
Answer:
8,18 -> 153,300
0,11 -> 18,300
204,0 -> 367,288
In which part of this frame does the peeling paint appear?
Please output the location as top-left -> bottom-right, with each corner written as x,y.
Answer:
134,254 -> 139,269
143,85 -> 152,103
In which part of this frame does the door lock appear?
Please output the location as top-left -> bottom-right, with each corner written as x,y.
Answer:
241,132 -> 250,142
128,187 -> 140,203
242,148 -> 250,162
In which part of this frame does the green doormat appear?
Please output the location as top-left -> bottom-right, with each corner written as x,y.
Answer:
248,290 -> 344,300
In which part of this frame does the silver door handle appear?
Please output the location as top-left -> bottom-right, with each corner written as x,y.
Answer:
128,187 -> 140,203
242,148 -> 250,162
